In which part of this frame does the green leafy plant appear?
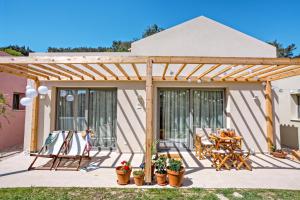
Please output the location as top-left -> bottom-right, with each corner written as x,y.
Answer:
168,159 -> 183,172
154,156 -> 167,174
133,170 -> 144,176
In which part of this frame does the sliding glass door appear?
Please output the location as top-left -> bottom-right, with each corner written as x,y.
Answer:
159,88 -> 224,150
159,89 -> 190,149
56,88 -> 117,149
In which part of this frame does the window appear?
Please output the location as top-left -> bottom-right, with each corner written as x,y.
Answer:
56,88 -> 117,149
12,93 -> 25,110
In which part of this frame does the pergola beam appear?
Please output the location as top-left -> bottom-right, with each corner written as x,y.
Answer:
30,64 -> 69,80
246,65 -> 287,79
1,64 -> 50,80
131,63 -> 142,80
222,65 -> 254,80
47,64 -> 83,80
98,63 -> 119,80
151,56 -> 300,65
64,63 -> 96,80
185,64 -> 204,80
0,66 -> 38,80
162,63 -> 169,80
115,63 -> 130,80
259,65 -> 300,79
174,64 -> 187,80
197,64 -> 221,79
210,65 -> 237,80
269,68 -> 300,81
80,63 -> 107,80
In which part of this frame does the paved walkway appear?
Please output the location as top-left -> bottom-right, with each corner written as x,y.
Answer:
0,151 -> 300,189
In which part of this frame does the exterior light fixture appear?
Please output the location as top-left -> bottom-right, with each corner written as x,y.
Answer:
66,94 -> 74,102
197,79 -> 202,83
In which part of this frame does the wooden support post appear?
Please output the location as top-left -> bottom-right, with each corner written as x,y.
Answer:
145,58 -> 153,184
30,80 -> 40,152
265,81 -> 274,152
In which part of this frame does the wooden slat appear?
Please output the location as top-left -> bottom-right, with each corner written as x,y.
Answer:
185,64 -> 204,80
269,68 -> 300,81
131,63 -> 142,80
174,64 -> 187,80
31,64 -> 72,79
265,81 -> 274,152
145,58 -> 153,184
97,63 -> 119,80
0,66 -> 38,80
210,65 -> 237,79
64,63 -> 95,80
162,63 -> 169,80
259,65 -> 300,79
246,65 -> 287,79
114,63 -> 130,80
0,56 -> 148,64
222,65 -> 254,80
197,64 -> 222,79
47,64 -> 84,80
30,80 -> 40,152
234,65 -> 270,79
1,64 -> 49,80
151,56 -> 300,65
80,63 -> 107,80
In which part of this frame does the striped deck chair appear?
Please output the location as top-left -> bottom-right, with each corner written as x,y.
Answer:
54,130 -> 91,171
28,130 -> 72,170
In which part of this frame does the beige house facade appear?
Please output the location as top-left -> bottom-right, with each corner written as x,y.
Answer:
21,16 -> 300,154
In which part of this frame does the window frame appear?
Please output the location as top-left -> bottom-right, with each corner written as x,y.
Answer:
12,92 -> 25,111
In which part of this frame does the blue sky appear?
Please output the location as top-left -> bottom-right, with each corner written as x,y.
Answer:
1,0 -> 300,54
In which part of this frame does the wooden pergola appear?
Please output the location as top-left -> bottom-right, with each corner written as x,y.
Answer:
1,55 -> 300,184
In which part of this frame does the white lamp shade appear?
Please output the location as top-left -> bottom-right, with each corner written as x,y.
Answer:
60,90 -> 67,97
38,86 -> 48,95
26,88 -> 37,98
26,85 -> 32,90
66,94 -> 74,102
20,97 -> 32,106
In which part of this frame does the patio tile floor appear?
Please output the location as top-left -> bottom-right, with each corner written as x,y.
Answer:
0,151 -> 300,189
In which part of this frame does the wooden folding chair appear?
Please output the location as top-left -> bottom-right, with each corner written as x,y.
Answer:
211,149 -> 231,171
55,130 -> 91,171
195,128 -> 214,159
233,150 -> 252,171
28,130 -> 72,170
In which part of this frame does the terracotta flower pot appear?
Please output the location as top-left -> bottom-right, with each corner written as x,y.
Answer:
155,172 -> 167,186
133,174 -> 144,186
167,167 -> 185,187
116,166 -> 132,185
271,151 -> 287,159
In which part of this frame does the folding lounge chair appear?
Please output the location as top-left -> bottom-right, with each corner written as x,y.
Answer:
28,130 -> 71,170
54,130 -> 91,171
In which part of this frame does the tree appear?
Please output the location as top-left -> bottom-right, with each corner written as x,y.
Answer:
142,24 -> 164,38
268,40 -> 297,58
0,45 -> 33,56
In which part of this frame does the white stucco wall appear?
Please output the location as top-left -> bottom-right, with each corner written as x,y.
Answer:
273,76 -> 300,149
23,80 -> 278,153
131,16 -> 276,57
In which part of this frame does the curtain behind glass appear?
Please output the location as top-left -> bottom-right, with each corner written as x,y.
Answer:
193,90 -> 224,131
56,89 -> 88,131
88,89 -> 117,148
160,89 -> 190,146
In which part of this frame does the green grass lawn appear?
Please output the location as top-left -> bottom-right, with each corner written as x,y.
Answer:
0,188 -> 299,200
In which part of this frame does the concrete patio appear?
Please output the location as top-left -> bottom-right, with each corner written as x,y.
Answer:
0,151 -> 300,189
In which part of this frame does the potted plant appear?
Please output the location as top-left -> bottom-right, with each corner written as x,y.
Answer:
167,158 -> 185,187
271,146 -> 287,159
154,156 -> 167,186
133,169 -> 144,186
116,160 -> 131,185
